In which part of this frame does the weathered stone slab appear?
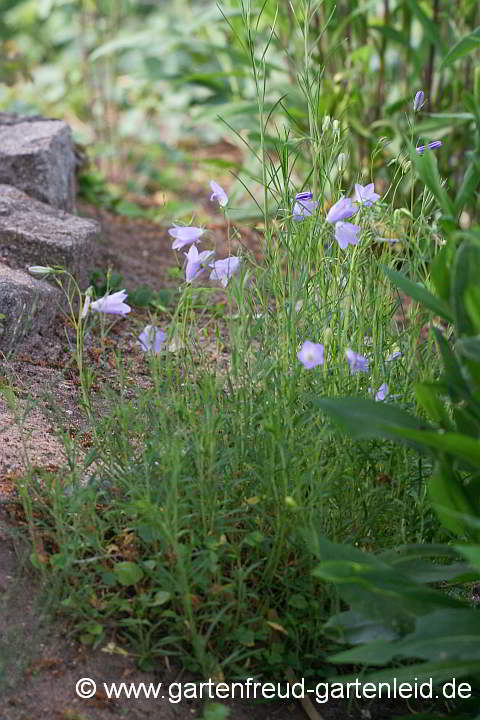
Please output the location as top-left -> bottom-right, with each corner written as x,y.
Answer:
0,113 -> 76,212
0,184 -> 99,288
0,263 -> 62,353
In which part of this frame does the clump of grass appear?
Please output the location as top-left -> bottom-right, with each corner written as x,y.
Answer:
10,0 -> 447,680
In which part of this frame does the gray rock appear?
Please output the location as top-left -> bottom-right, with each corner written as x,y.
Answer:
0,263 -> 62,353
0,184 -> 100,288
0,116 -> 76,212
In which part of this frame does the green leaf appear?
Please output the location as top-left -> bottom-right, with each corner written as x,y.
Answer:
331,609 -> 480,665
455,157 -> 480,215
330,658 -> 480,685
429,244 -> 452,303
441,26 -> 480,68
465,286 -> 480,335
456,336 -> 480,362
433,329 -> 472,403
314,396 -> 430,450
415,382 -> 452,429
412,147 -> 456,217
406,0 -> 447,54
452,242 -> 480,336
429,461 -> 478,536
324,611 -> 399,645
152,591 -> 172,606
316,396 -> 480,466
113,561 -> 144,587
384,268 -> 454,323
456,545 -> 480,569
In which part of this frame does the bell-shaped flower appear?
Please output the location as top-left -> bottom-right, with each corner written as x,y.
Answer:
138,325 -> 166,353
335,221 -> 361,250
169,225 -> 205,250
346,349 -> 369,374
292,191 -> 318,221
297,341 -> 324,369
386,350 -> 403,362
209,257 -> 242,287
326,197 -> 357,224
374,383 -> 389,401
209,180 -> 228,208
354,183 -> 380,207
89,289 -> 131,316
184,244 -> 215,283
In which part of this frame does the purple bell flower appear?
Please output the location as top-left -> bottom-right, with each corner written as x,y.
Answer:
326,197 -> 358,224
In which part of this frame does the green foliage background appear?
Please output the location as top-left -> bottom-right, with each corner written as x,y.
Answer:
1,0 -> 479,216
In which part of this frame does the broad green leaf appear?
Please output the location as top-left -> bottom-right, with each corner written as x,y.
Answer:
465,286 -> 480,335
328,658 -> 480,685
316,396 -> 480,466
324,611 -> 399,645
455,158 -> 480,215
331,609 -> 480,664
453,406 -> 480,440
152,591 -> 172,606
452,242 -> 480,336
456,545 -> 480,569
384,268 -> 454,323
441,26 -> 480,68
456,336 -> 480,362
429,462 -> 478,536
382,556 -> 473,584
314,396 -> 429,450
433,329 -> 473,403
113,561 -> 144,587
429,244 -> 452,303
415,382 -> 452,429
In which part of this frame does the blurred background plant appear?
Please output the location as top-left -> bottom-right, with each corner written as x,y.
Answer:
1,0 -> 479,221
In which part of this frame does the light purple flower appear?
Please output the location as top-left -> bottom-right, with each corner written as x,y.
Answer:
184,244 -> 215,283
346,349 -> 369,374
374,383 -> 389,401
292,191 -> 318,221
335,221 -> 361,250
413,90 -> 425,112
297,341 -> 324,369
354,183 -> 380,207
138,325 -> 166,353
169,225 -> 205,250
386,350 -> 403,362
326,197 -> 358,224
89,289 -> 131,316
210,180 -> 228,208
416,141 -> 443,155
209,257 -> 242,287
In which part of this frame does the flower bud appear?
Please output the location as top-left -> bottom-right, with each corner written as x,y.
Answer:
28,265 -> 54,277
413,90 -> 425,112
322,115 -> 331,132
337,152 -> 347,172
